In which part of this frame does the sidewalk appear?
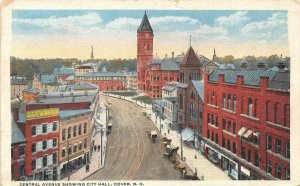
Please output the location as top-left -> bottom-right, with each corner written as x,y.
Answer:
62,104 -> 108,181
145,109 -> 231,180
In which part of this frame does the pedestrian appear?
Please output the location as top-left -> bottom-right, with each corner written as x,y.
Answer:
85,164 -> 88,173
94,145 -> 97,152
168,129 -> 170,134
87,164 -> 90,172
98,145 -> 100,152
161,124 -> 163,129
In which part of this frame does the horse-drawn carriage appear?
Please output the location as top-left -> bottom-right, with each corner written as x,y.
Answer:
147,130 -> 158,143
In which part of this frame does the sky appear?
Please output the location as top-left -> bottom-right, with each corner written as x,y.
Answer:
12,10 -> 288,60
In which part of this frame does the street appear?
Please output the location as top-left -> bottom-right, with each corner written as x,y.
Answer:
85,95 -> 182,180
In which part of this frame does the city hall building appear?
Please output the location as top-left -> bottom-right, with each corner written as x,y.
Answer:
202,68 -> 290,180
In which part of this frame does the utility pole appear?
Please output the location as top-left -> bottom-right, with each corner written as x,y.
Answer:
159,114 -> 162,134
67,138 -> 70,181
100,128 -> 103,166
180,128 -> 183,161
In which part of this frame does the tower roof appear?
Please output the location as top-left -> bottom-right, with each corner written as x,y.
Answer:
137,11 -> 153,33
180,46 -> 201,66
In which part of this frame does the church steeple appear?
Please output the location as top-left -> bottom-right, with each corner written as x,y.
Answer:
213,48 -> 217,61
90,46 -> 94,62
137,11 -> 153,33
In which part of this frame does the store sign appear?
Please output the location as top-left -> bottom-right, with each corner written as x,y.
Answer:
26,108 -> 59,120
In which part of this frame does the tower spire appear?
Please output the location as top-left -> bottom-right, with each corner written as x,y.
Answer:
214,48 -> 216,55
213,48 -> 217,61
90,46 -> 94,62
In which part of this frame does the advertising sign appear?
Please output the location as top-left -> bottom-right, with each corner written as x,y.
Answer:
26,108 -> 59,120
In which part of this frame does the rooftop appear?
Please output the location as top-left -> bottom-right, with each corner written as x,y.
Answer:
208,69 -> 290,90
11,78 -> 30,85
29,94 -> 96,105
180,47 -> 202,66
150,56 -> 180,71
76,72 -> 126,77
53,67 -> 75,75
59,109 -> 92,119
41,74 -> 57,84
191,80 -> 204,101
66,82 -> 98,91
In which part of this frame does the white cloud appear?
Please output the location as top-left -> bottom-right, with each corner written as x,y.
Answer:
150,16 -> 200,25
241,12 -> 287,33
13,13 -> 102,28
215,11 -> 249,26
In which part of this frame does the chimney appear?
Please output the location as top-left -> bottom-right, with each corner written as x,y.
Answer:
172,52 -> 174,60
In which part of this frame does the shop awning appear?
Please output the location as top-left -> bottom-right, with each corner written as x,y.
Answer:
253,131 -> 260,137
237,127 -> 247,136
181,127 -> 195,141
244,129 -> 253,138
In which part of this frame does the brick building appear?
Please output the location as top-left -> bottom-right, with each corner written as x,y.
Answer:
11,75 -> 30,99
11,119 -> 26,181
137,12 -> 180,98
74,72 -> 126,91
14,107 -> 60,180
58,109 -> 92,179
162,81 -> 178,129
203,69 -> 290,180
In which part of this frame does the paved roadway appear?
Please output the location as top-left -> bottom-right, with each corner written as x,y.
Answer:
85,95 -> 182,180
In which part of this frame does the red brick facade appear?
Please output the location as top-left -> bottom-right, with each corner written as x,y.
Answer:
74,76 -> 126,91
203,71 -> 290,180
11,142 -> 26,180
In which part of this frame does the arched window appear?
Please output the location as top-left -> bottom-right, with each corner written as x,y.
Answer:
78,124 -> 82,135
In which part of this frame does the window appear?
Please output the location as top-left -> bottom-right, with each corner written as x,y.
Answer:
68,147 -> 72,155
227,140 -> 231,151
68,127 -> 71,139
84,123 -> 87,133
211,114 -> 215,124
255,153 -> 260,167
286,142 -> 290,158
42,124 -> 47,134
53,138 -> 57,147
62,149 -> 66,157
31,126 -> 36,136
228,94 -> 231,110
73,126 -> 77,137
267,160 -> 272,174
233,122 -> 236,134
79,143 -> 82,150
207,113 -> 211,124
84,138 -> 87,148
274,103 -> 278,123
248,98 -> 253,116
227,121 -> 231,132
216,134 -> 219,144
43,156 -> 47,167
222,94 -> 226,108
222,137 -> 225,147
32,143 -> 36,153
275,139 -> 281,154
266,101 -> 270,121
222,119 -> 226,130
31,159 -> 36,171
79,124 -> 82,135
284,104 -> 289,126
53,122 -> 57,131
233,96 -> 236,112
216,116 -> 218,127
233,142 -> 236,154
248,150 -> 252,162
53,153 -> 57,164
211,132 -> 214,141
242,147 -> 246,159
62,129 -> 66,141
267,136 -> 272,150
275,164 -> 281,179
11,147 -> 14,159
19,145 -> 25,156
207,129 -> 210,139
43,140 -> 47,150
20,162 -> 25,177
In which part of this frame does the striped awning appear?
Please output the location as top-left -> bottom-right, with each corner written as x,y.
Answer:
253,132 -> 260,137
238,127 -> 247,136
244,130 -> 253,138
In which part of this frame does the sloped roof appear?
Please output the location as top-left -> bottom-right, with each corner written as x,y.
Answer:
67,82 -> 98,91
77,72 -> 126,77
23,87 -> 38,93
150,56 -> 180,71
162,81 -> 179,91
11,79 -> 30,85
137,12 -> 153,33
53,67 -> 75,75
12,119 -> 25,144
180,47 -> 201,66
209,70 -> 290,90
191,80 -> 204,101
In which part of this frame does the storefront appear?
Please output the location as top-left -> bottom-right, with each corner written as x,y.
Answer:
205,144 -> 220,165
220,156 -> 238,180
59,152 -> 89,179
31,165 -> 58,181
